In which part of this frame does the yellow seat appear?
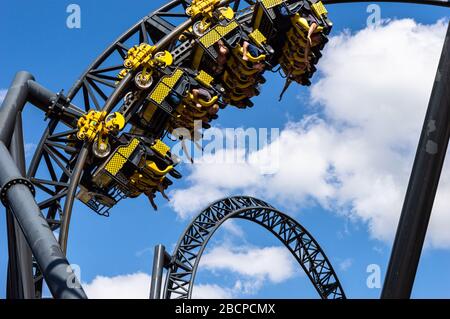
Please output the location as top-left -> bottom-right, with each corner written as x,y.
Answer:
177,107 -> 203,118
181,106 -> 208,118
292,15 -> 324,33
291,68 -> 307,76
236,46 -> 266,63
229,91 -> 250,102
227,58 -> 260,76
223,72 -> 254,89
292,52 -> 308,63
188,93 -> 219,107
287,29 -> 307,48
291,15 -> 325,47
146,161 -> 173,176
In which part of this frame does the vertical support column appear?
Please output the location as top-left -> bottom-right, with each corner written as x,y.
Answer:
0,142 -> 87,299
0,71 -> 87,298
6,113 -> 35,299
382,23 -> 450,298
150,245 -> 169,299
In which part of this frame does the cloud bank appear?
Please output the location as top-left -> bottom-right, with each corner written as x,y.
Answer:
170,19 -> 450,248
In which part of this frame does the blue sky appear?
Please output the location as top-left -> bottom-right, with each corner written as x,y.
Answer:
0,1 -> 450,299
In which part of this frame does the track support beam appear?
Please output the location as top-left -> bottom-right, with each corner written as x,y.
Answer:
0,71 -> 87,299
150,244 -> 171,299
382,22 -> 450,299
6,114 -> 35,299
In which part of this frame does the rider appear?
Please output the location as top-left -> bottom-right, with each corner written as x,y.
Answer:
212,39 -> 230,75
242,40 -> 262,62
303,18 -> 323,71
191,87 -> 220,116
242,40 -> 266,74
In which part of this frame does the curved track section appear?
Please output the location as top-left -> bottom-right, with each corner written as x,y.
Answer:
164,196 -> 346,299
25,0 -> 448,298
26,0 -> 198,296
323,0 -> 449,6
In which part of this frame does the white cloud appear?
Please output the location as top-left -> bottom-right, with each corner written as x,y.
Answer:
193,284 -> 234,299
25,143 -> 37,158
192,244 -> 299,298
0,89 -> 6,104
193,279 -> 267,299
221,220 -> 246,238
339,258 -> 353,271
171,183 -> 227,220
170,19 -> 450,248
83,272 -> 151,299
83,272 -> 235,299
200,244 -> 297,283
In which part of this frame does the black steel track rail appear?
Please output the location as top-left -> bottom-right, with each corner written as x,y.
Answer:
164,196 -> 346,299
1,0 -> 447,299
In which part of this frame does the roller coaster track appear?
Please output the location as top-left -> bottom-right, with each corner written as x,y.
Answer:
163,196 -> 346,299
0,0 -> 448,299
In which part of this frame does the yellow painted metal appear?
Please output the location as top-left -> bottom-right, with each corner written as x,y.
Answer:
186,0 -> 221,18
150,69 -> 184,104
199,21 -> 238,48
261,0 -> 284,9
105,112 -> 126,132
218,7 -> 235,20
147,162 -> 173,176
216,21 -> 239,37
249,29 -> 267,48
77,111 -> 106,142
311,1 -> 328,17
99,136 -> 174,198
195,70 -> 214,88
187,93 -> 219,107
287,28 -> 307,47
77,111 -> 125,142
200,29 -> 222,48
223,71 -> 251,89
156,51 -> 173,66
118,43 -> 173,81
230,48 -> 265,73
105,138 -> 140,176
291,14 -> 324,38
240,48 -> 266,63
228,91 -> 249,102
123,44 -> 156,70
151,139 -> 171,157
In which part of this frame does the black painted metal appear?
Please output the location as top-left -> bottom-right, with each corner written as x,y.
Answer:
59,145 -> 89,254
0,143 -> 86,299
0,72 -> 86,299
0,72 -> 34,146
6,115 -> 34,299
382,22 -> 450,299
39,0 -> 450,259
322,0 -> 450,7
164,196 -> 345,299
150,244 -> 168,299
2,0 -> 447,299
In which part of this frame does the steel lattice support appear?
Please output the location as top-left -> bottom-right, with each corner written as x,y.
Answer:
0,72 -> 86,299
163,196 -> 346,299
2,0 -> 449,299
